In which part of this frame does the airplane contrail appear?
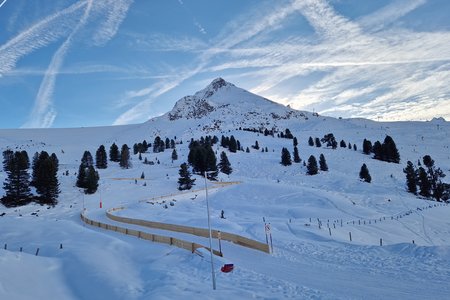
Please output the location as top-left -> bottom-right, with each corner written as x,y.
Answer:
0,0 -> 8,8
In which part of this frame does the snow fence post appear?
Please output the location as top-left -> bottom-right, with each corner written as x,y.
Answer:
349,232 -> 352,242
380,238 -> 382,246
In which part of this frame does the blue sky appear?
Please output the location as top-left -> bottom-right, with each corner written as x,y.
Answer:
0,0 -> 449,128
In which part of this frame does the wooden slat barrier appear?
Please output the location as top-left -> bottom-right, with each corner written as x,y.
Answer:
80,213 -> 222,256
106,207 -> 270,254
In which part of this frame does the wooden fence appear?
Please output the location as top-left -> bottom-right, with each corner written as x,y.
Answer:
80,213 -> 222,256
107,207 -> 270,254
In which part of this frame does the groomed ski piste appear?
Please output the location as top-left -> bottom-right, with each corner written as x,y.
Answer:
1,79 -> 450,299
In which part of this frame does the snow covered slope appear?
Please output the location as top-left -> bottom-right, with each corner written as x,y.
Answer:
0,79 -> 450,299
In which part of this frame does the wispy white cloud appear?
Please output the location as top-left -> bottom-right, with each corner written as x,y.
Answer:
0,0 -> 87,77
15,0 -> 133,128
359,0 -> 426,32
90,0 -> 133,46
194,19 -> 207,35
115,0 -> 450,124
22,0 -> 94,128
0,0 -> 8,9
113,0 -> 305,124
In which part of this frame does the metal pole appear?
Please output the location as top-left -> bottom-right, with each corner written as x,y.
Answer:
204,172 -> 216,290
218,231 -> 222,255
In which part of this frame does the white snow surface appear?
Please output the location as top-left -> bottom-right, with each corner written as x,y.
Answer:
1,78 -> 450,299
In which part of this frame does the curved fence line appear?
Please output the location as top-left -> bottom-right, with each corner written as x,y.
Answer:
80,212 -> 222,257
106,207 -> 270,254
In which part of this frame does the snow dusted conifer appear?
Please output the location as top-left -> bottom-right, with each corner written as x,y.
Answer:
403,161 -> 417,194
218,151 -> 232,175
109,143 -> 120,162
293,146 -> 301,163
319,154 -> 328,171
178,163 -> 195,190
281,148 -> 292,166
307,155 -> 318,175
359,164 -> 371,183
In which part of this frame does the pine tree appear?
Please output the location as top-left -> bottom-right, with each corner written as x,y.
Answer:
188,141 -> 217,179
403,161 -> 417,194
31,152 -> 39,186
140,172 -> 145,179
359,164 -> 371,183
340,140 -> 346,148
2,151 -> 32,207
205,145 -> 218,180
372,141 -> 382,159
284,128 -> 293,139
220,136 -> 226,148
165,137 -> 170,149
315,137 -> 321,147
321,133 -> 337,149
293,146 -> 301,163
308,136 -> 314,146
417,167 -> 431,197
2,149 -> 14,172
172,149 -> 178,161
84,166 -> 99,194
293,137 -> 298,147
246,147 -> 250,153
422,155 -> 446,201
280,148 -> 292,166
109,143 -> 120,162
120,144 -> 131,169
178,163 -> 196,190
307,155 -> 318,175
142,140 -> 148,152
383,135 -> 400,163
362,139 -> 372,155
76,164 -> 86,188
253,141 -> 260,150
95,145 -> 108,169
229,136 -> 237,153
218,151 -> 232,175
81,151 -> 94,167
319,154 -> 328,171
153,136 -> 162,153
35,152 -> 60,205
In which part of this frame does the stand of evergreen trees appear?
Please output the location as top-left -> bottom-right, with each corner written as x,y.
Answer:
362,135 -> 400,163
76,151 -> 99,194
403,155 -> 449,201
221,135 -> 241,153
188,137 -> 218,180
2,150 -> 59,207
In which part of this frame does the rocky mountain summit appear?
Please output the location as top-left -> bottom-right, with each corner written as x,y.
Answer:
167,78 -> 310,130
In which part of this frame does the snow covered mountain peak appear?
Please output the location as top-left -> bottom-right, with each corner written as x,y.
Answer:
166,78 -> 309,130
200,77 -> 234,98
